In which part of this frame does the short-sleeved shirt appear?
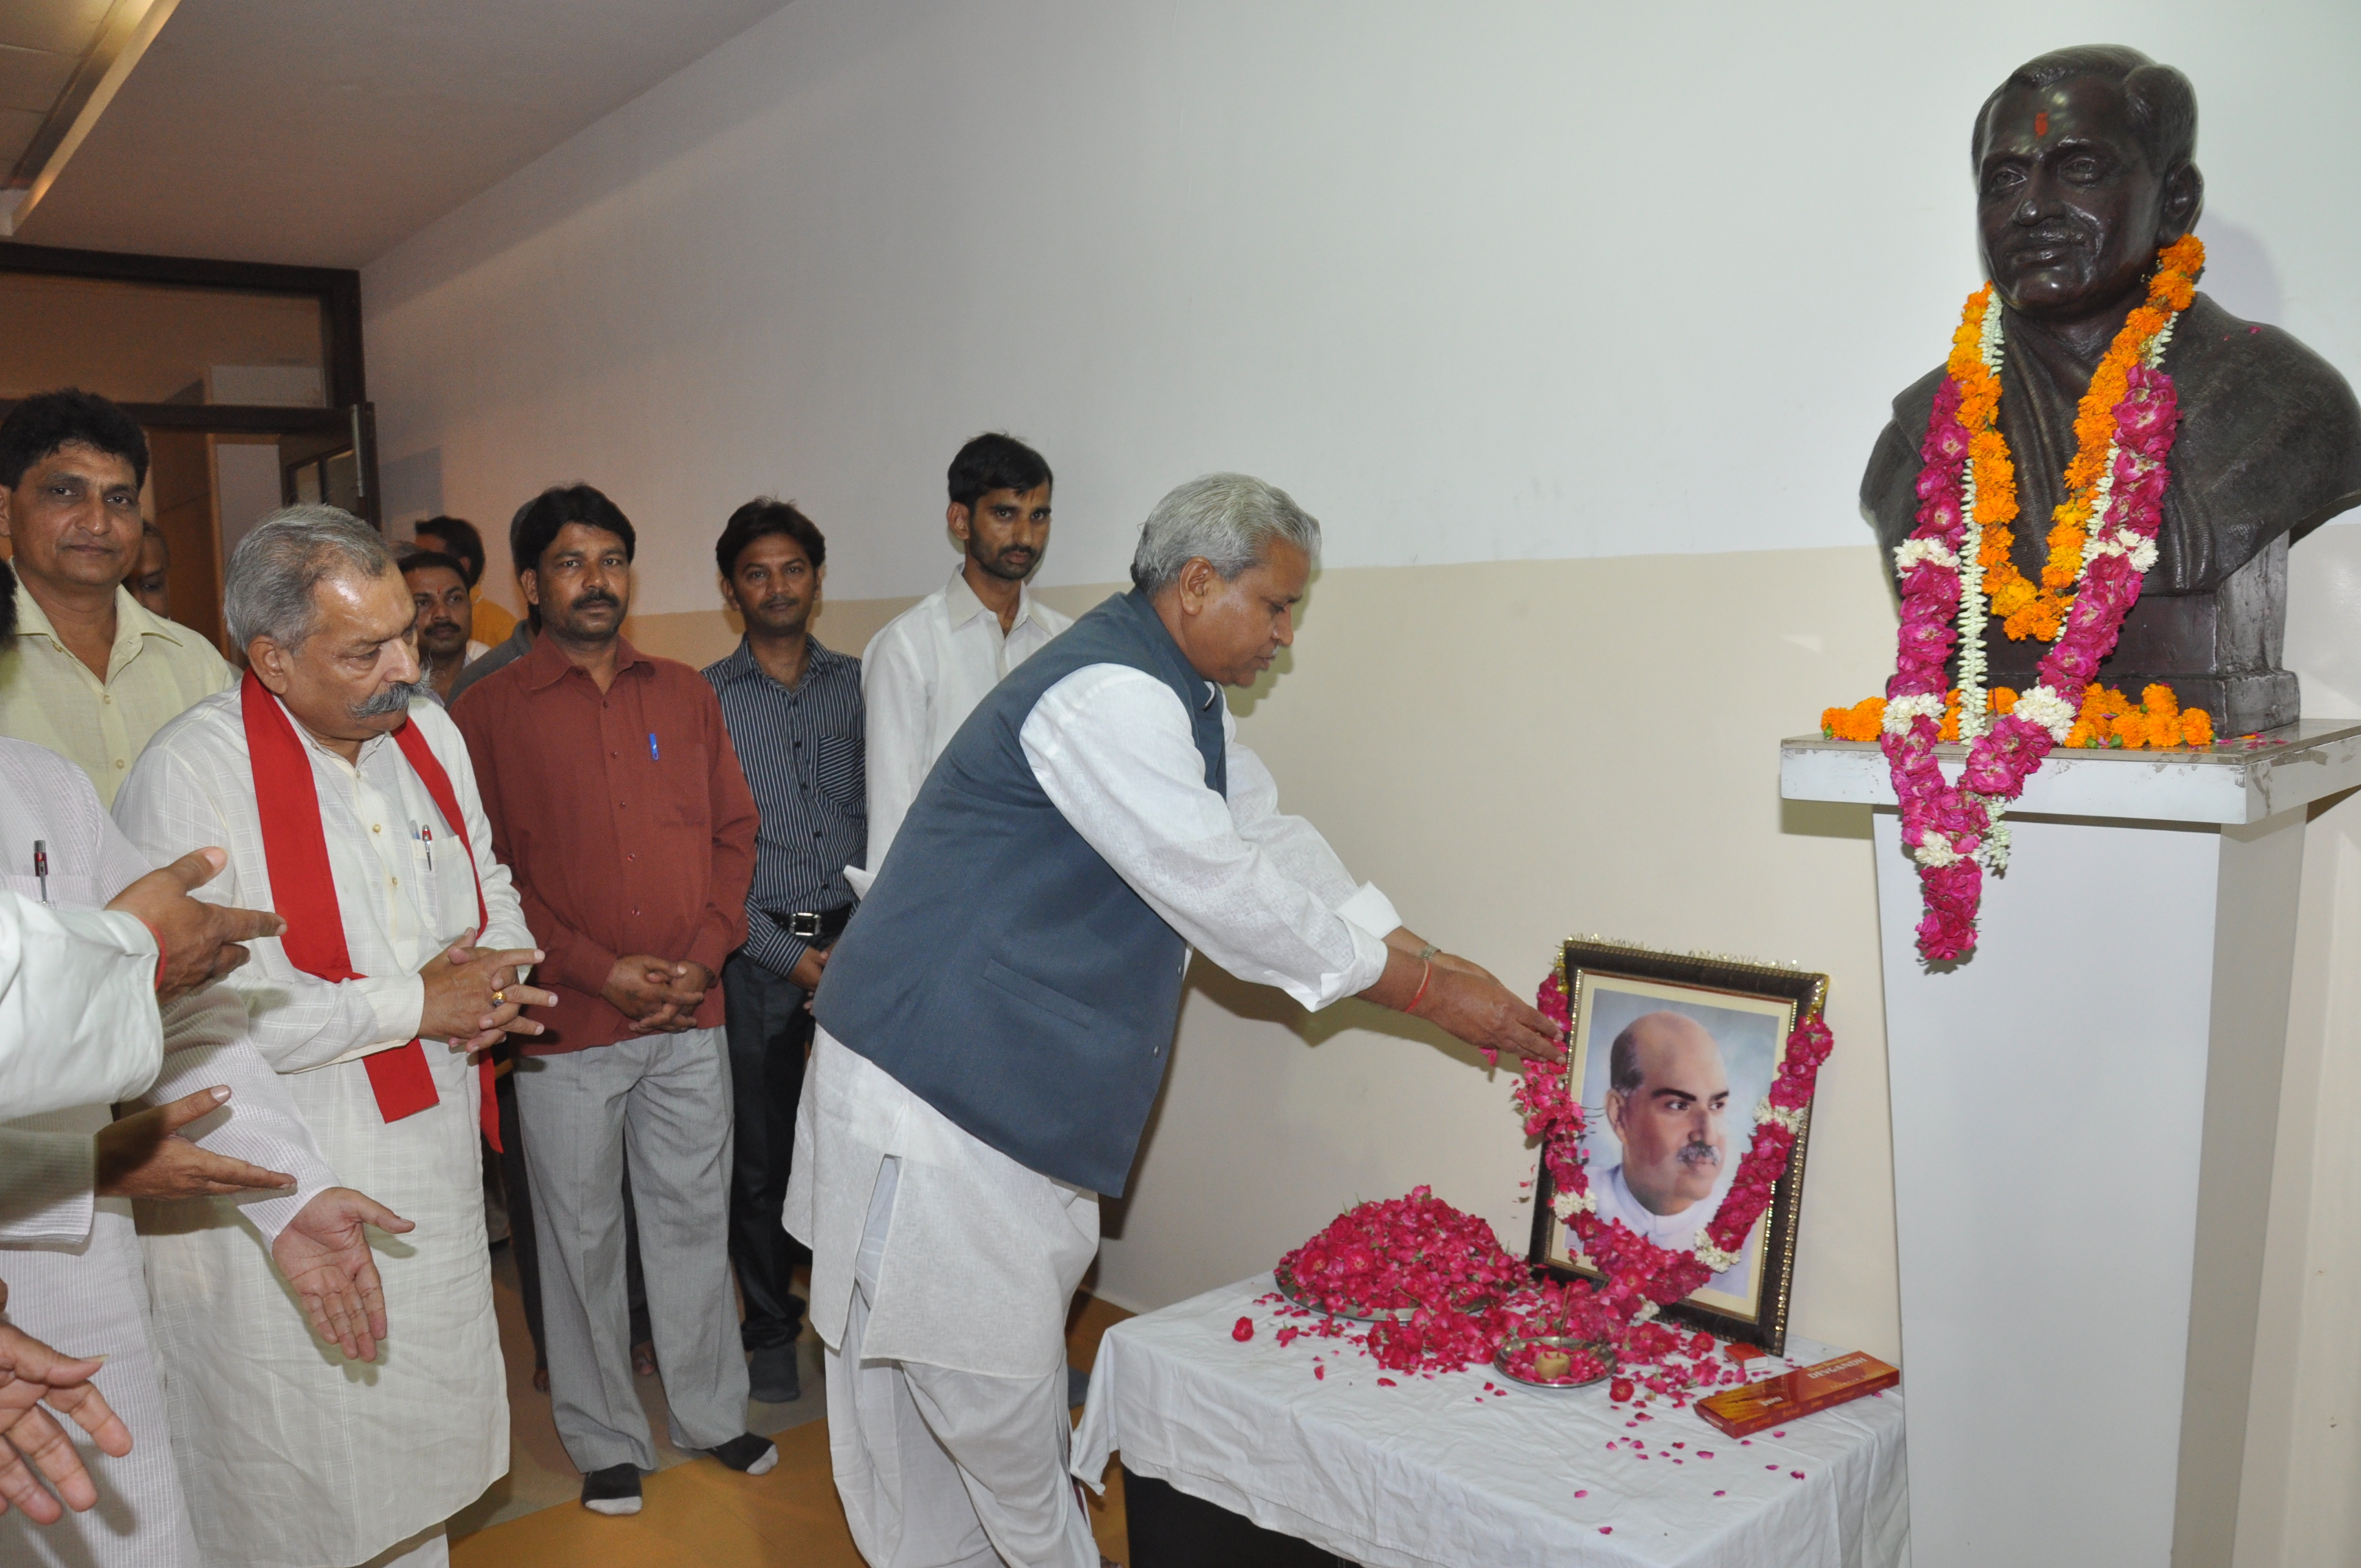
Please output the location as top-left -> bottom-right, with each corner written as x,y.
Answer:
0,582 -> 236,806
701,637 -> 866,981
453,632 -> 759,1052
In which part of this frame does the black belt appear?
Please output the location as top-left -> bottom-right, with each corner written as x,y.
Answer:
770,904 -> 854,943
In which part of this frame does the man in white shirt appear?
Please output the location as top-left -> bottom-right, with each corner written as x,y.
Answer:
792,473 -> 1564,1568
1590,1010 -> 1755,1293
117,507 -> 554,1568
858,433 -> 1071,879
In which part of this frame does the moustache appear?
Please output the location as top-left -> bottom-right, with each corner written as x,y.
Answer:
571,592 -> 621,613
354,678 -> 431,718
1675,1141 -> 1722,1170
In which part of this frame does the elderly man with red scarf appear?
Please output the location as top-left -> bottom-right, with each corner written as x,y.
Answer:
117,507 -> 554,1568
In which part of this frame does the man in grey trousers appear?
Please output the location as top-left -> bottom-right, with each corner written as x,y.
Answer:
454,484 -> 772,1516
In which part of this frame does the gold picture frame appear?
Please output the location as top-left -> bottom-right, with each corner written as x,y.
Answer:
1528,937 -> 1829,1355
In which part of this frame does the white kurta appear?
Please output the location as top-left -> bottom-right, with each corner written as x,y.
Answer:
789,662 -> 1400,1379
115,691 -> 527,1568
0,738 -> 338,1568
856,567 -> 1072,879
0,891 -> 159,1119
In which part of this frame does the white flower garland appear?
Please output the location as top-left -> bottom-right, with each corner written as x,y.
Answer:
1953,291 -> 2004,744
1693,1237 -> 1741,1272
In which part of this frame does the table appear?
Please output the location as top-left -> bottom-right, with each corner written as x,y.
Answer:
1072,1277 -> 1908,1568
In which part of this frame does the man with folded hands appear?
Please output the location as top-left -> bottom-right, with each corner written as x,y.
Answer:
790,473 -> 1565,1568
456,484 -> 770,1517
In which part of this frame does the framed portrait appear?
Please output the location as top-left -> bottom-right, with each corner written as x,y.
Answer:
1527,939 -> 1829,1354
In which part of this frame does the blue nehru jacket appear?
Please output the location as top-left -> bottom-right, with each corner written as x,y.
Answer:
813,588 -> 1224,1196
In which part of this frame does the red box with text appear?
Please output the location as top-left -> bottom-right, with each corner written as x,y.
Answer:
1695,1351 -> 1899,1437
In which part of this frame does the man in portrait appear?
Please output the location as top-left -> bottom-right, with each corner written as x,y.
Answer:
1590,1009 -> 1753,1295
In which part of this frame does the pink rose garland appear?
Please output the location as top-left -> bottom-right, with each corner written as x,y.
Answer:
1887,364 -> 2183,959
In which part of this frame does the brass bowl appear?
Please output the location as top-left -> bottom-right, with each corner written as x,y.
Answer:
1494,1333 -> 1619,1391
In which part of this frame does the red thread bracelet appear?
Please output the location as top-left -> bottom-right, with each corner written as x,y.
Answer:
1407,959 -> 1433,1014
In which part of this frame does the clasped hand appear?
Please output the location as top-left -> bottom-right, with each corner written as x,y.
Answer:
419,940 -> 555,1052
602,955 -> 713,1033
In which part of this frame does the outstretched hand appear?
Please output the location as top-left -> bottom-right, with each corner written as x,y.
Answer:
1361,938 -> 1565,1065
272,1188 -> 413,1362
95,1086 -> 298,1199
106,846 -> 286,1003
1412,965 -> 1566,1064
0,1299 -> 131,1522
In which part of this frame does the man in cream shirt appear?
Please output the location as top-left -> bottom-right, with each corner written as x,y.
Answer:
0,391 -> 236,807
857,433 -> 1070,883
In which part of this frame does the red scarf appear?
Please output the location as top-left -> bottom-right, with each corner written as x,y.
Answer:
241,672 -> 500,1149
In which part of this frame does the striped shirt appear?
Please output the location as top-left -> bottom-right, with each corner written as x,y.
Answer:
703,636 -> 867,981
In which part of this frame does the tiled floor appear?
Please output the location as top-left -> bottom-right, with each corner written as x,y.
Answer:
447,1241 -> 1134,1564
447,1240 -> 829,1536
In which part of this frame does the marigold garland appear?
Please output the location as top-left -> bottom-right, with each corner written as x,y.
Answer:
1832,236 -> 2205,959
1824,682 -> 2212,749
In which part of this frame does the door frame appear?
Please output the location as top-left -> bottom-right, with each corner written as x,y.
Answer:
0,238 -> 377,525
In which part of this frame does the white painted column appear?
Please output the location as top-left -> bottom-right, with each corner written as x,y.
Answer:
1781,723 -> 2361,1567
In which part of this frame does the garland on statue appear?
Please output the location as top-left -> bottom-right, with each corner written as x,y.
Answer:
1833,236 -> 2203,961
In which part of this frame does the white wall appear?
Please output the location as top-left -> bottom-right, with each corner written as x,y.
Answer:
363,0 -> 2361,609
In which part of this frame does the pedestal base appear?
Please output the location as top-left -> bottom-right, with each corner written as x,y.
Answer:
1870,807 -> 2297,1567
1780,721 -> 2361,1568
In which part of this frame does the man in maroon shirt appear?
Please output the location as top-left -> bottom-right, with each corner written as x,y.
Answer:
453,484 -> 771,1517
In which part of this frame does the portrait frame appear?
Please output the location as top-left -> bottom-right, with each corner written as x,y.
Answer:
1527,937 -> 1829,1355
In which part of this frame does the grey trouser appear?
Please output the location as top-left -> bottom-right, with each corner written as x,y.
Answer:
514,1026 -> 750,1472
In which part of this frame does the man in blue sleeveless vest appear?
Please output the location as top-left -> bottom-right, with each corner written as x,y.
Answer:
786,473 -> 1564,1568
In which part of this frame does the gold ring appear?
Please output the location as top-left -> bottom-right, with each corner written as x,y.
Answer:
493,990 -> 507,1005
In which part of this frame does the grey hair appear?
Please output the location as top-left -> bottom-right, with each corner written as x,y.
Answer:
1128,473 -> 1321,595
224,505 -> 395,650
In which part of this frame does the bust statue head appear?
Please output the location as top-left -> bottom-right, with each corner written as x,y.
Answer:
1974,47 -> 2202,341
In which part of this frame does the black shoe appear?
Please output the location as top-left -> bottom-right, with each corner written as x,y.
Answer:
581,1463 -> 643,1516
707,1433 -> 779,1476
750,1343 -> 800,1403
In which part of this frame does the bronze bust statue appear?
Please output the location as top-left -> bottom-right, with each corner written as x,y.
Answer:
1862,46 -> 2361,734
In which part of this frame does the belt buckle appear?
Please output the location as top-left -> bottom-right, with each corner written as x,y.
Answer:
788,911 -> 824,939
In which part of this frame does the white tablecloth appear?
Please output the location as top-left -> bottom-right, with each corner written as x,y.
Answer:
1073,1277 -> 1909,1568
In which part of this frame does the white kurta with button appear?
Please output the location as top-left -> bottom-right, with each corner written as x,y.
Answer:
114,689 -> 529,1568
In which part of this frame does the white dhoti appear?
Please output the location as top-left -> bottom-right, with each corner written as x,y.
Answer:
0,1193 -> 200,1568
788,1033 -> 1098,1568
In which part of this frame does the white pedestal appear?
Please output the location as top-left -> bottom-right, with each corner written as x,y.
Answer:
1780,722 -> 2361,1568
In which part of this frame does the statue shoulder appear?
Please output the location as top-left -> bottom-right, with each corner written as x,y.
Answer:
1860,362 -> 1951,554
2166,291 -> 2361,544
